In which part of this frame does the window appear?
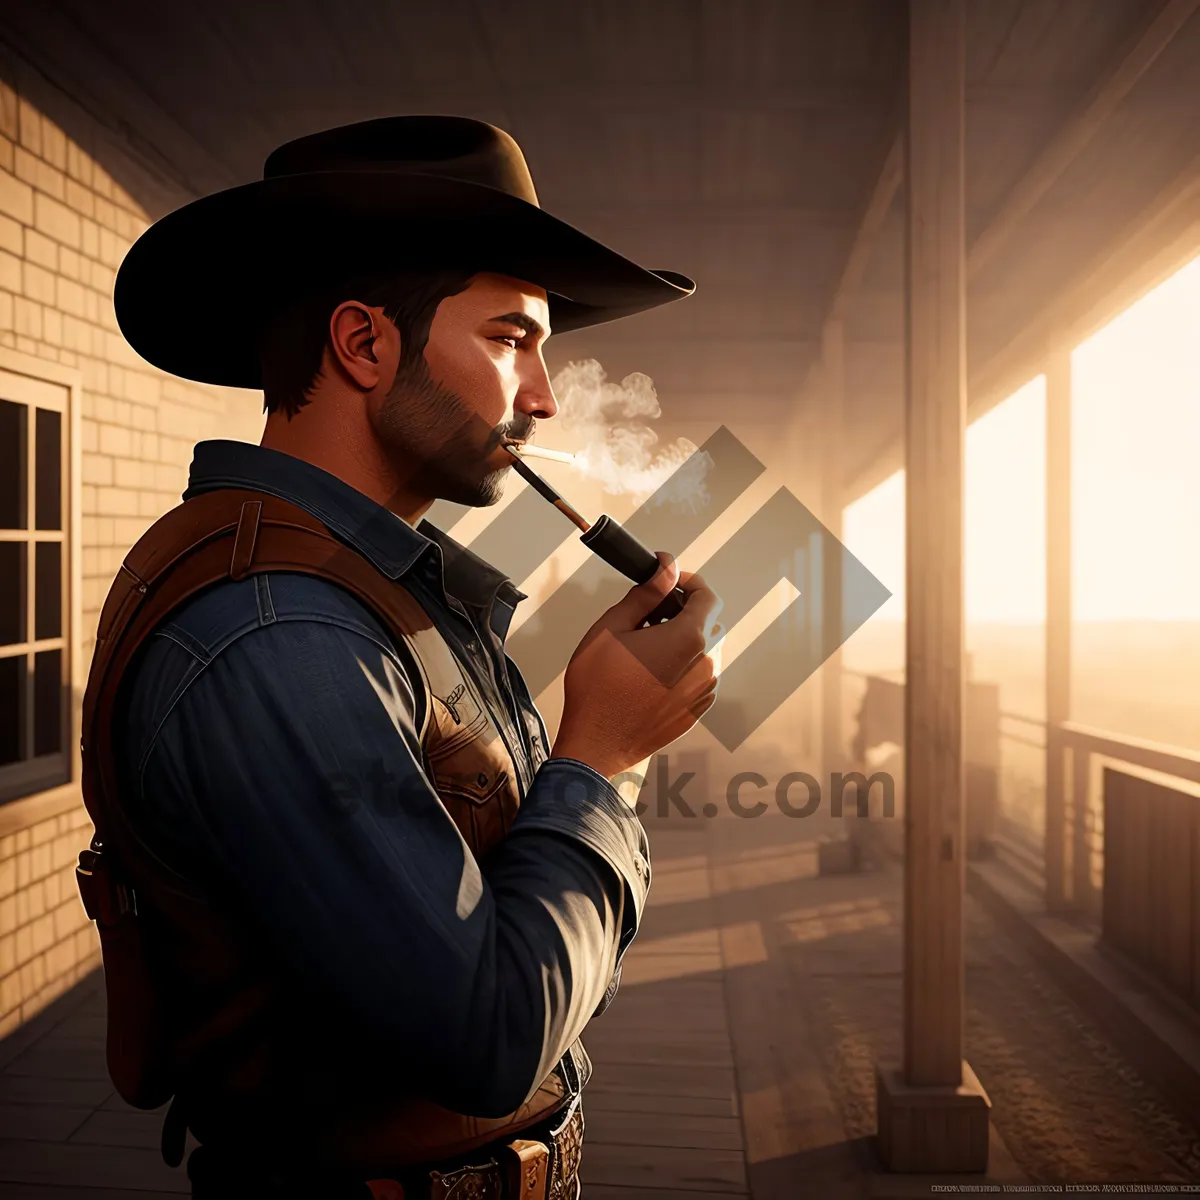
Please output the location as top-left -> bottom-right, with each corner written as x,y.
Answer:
0,358 -> 78,805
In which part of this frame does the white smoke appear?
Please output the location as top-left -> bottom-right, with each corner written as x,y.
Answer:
550,359 -> 712,509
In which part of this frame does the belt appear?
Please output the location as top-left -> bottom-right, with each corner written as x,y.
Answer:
369,1098 -> 584,1200
187,1100 -> 584,1200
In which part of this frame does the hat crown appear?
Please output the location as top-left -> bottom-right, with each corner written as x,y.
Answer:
262,115 -> 539,206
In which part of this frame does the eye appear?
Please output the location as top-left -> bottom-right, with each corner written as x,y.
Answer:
491,334 -> 522,350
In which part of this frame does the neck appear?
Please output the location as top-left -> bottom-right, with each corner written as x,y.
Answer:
260,401 -> 434,526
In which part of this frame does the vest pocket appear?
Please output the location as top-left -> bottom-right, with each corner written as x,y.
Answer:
434,764 -> 511,807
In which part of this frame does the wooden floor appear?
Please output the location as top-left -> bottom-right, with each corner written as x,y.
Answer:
0,808 -> 1017,1198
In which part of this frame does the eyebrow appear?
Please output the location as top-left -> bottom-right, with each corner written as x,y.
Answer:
489,311 -> 548,339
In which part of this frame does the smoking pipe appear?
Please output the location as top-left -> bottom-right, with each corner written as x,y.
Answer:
503,444 -> 688,626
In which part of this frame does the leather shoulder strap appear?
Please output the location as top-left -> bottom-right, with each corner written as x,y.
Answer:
83,489 -> 439,866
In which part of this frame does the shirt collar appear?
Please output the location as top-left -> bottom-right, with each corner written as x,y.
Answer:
183,440 -> 525,631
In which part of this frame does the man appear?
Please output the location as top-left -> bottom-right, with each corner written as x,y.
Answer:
89,116 -> 720,1198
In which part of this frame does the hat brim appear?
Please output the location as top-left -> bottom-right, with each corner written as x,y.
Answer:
114,171 -> 695,389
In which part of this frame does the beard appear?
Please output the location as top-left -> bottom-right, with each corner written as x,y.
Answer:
373,356 -> 533,508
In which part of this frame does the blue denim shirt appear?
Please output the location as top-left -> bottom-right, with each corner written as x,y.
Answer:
119,439 -> 650,1120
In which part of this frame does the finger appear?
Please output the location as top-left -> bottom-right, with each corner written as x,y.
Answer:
678,652 -> 719,698
594,552 -> 680,632
660,575 -> 721,652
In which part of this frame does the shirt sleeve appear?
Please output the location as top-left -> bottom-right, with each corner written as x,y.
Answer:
133,615 -> 650,1119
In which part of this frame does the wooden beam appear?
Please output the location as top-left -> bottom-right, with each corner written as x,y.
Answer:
820,320 -> 845,777
797,136 -> 904,411
843,149 -> 1200,511
830,138 -> 904,324
969,149 -> 1200,413
968,0 -> 1200,278
878,6 -> 989,1166
1044,350 -> 1072,911
901,0 -> 968,1092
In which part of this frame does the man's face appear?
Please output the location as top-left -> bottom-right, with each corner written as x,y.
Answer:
371,272 -> 557,507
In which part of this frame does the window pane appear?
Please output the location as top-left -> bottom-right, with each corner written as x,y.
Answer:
35,542 -> 61,640
0,542 -> 25,645
0,399 -> 27,529
0,655 -> 24,765
33,648 -> 62,757
35,408 -> 62,531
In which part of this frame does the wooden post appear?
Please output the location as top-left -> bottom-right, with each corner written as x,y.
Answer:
1045,350 -> 1072,910
821,320 -> 845,779
876,0 -> 991,1173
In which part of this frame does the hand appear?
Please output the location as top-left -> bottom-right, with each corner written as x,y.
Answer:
551,553 -> 723,782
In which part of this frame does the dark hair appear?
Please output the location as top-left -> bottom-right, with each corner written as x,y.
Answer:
259,267 -> 476,417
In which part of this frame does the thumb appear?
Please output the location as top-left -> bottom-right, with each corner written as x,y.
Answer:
595,552 -> 680,632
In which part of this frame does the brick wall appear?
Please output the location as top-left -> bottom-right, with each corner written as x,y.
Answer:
0,80 -> 263,1039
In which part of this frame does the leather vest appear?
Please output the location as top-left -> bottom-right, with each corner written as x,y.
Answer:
78,488 -> 584,1175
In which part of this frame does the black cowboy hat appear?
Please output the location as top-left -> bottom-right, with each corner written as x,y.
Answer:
114,115 -> 695,389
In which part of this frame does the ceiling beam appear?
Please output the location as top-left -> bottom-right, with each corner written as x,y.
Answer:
829,137 -> 905,325
967,0 -> 1200,278
969,147 -> 1200,414
795,133 -> 904,411
844,146 -> 1200,505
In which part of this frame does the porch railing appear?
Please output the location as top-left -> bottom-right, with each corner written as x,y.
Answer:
1052,723 -> 1200,931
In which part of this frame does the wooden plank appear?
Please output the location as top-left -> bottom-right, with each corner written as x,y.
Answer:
0,1075 -> 112,1108
1071,747 -> 1091,913
821,319 -> 846,777
707,824 -> 859,1199
1147,777 -> 1169,978
582,1091 -> 738,1119
0,1101 -> 92,1141
1101,770 -> 1126,952
1127,766 -> 1151,970
68,1109 -> 168,1152
581,1142 -> 747,1194
583,1061 -> 738,1102
0,1187 -> 182,1200
1,1042 -> 110,1082
586,1012 -> 730,1042
584,1110 -> 744,1152
583,1189 -> 747,1200
1193,794 -> 1200,1009
902,0 -> 968,1089
1044,350 -> 1071,910
1139,776 -> 1158,971
795,133 -> 904,416
831,139 -> 904,325
1165,784 -> 1194,998
968,0 -> 1200,278
585,1043 -> 735,1070
0,1139 -> 189,1193
584,1024 -> 734,1055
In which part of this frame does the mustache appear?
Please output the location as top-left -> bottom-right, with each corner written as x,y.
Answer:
489,414 -> 535,450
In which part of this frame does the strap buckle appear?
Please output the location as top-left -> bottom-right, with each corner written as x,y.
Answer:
76,838 -> 138,927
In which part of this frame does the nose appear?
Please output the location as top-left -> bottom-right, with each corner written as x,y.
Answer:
514,350 -> 558,421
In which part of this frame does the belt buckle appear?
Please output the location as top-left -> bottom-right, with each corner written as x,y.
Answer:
429,1157 -> 498,1200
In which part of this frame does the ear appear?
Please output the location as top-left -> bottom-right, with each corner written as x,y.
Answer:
327,301 -> 401,391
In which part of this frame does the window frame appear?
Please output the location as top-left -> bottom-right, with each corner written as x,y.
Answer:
0,347 -> 82,810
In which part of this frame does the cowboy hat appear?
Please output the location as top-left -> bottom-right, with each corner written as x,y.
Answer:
114,115 -> 695,389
